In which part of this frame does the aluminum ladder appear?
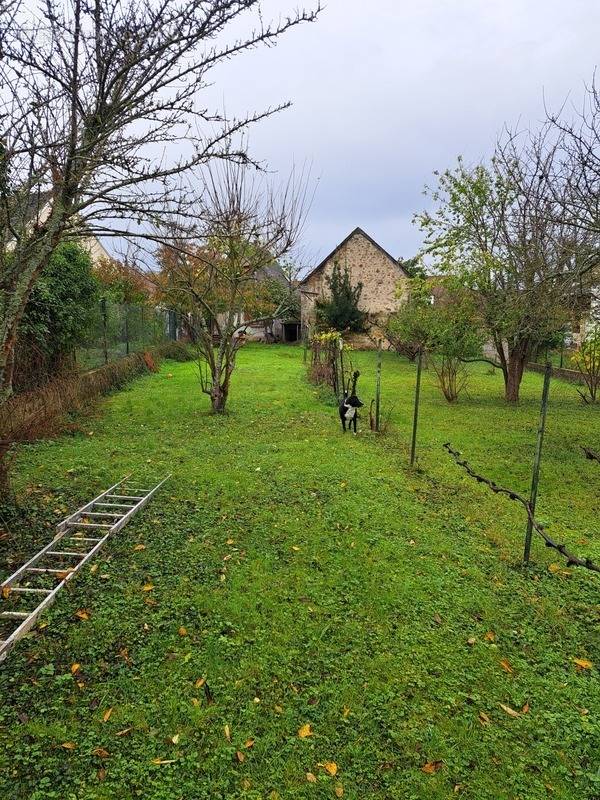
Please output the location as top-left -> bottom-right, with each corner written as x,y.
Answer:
0,475 -> 170,663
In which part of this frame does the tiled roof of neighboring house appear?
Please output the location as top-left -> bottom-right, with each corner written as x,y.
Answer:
299,226 -> 410,286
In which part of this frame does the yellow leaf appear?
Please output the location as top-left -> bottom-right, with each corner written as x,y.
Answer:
75,609 -> 90,621
235,750 -> 245,763
499,703 -> 520,718
224,724 -> 231,741
194,677 -> 205,688
90,564 -> 98,574
92,747 -> 110,759
226,538 -> 235,545
274,705 -> 283,714
421,760 -> 443,774
151,758 -> 176,765
484,631 -> 495,642
61,741 -> 77,750
499,659 -> 514,674
548,563 -> 561,573
342,706 -> 350,719
102,708 -> 113,723
1,585 -> 11,599
522,701 -> 530,714
142,583 -> 154,592
298,723 -> 313,738
178,626 -> 188,637
191,698 -> 200,707
322,761 -> 338,776
171,733 -> 180,745
244,739 -> 255,749
71,663 -> 81,674
573,658 -> 593,670
133,544 -> 146,552
306,772 -> 317,783
478,710 -> 491,725
335,787 -> 344,798
292,546 -> 300,552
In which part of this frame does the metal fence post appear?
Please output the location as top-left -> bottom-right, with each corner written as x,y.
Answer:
409,348 -> 423,467
101,298 -> 108,365
375,338 -> 382,432
523,361 -> 552,565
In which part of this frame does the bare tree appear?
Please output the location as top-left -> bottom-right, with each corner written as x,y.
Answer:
0,0 -> 320,400
155,161 -> 309,412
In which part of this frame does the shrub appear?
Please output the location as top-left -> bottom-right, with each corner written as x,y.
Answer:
571,326 -> 600,403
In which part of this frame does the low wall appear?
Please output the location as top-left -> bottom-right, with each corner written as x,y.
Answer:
527,362 -> 585,385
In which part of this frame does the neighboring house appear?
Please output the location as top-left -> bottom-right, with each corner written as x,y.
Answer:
237,262 -> 301,343
299,227 -> 410,346
18,189 -> 112,266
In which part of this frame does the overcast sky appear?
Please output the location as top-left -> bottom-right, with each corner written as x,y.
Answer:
199,0 -> 600,266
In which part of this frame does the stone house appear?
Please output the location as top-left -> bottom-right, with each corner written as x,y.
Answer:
299,227 -> 410,346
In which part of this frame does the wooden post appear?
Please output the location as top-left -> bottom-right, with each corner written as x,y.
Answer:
375,338 -> 382,432
409,349 -> 423,467
523,362 -> 552,565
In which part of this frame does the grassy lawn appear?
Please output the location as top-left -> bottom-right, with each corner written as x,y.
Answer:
0,344 -> 599,800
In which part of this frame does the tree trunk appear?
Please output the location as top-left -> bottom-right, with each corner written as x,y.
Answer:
505,353 -> 526,403
210,383 -> 228,413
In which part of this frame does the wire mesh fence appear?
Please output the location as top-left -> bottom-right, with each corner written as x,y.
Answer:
76,301 -> 177,370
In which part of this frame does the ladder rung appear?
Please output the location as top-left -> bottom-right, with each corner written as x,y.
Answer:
106,494 -> 144,500
27,567 -> 74,574
8,587 -> 52,595
47,551 -> 86,558
66,536 -> 102,543
94,502 -> 135,509
121,488 -> 152,493
67,522 -> 112,528
1,611 -> 29,618
85,511 -> 124,517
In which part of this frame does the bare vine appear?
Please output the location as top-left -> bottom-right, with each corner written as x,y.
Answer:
444,443 -> 600,573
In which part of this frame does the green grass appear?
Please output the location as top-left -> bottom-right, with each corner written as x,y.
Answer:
0,344 -> 599,800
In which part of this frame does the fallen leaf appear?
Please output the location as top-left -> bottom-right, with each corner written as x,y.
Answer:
115,727 -> 132,737
74,609 -> 90,621
170,733 -> 180,745
421,760 -> 443,774
226,538 -> 235,545
484,631 -> 496,642
335,787 -> 344,798
274,705 -> 283,713
97,767 -> 106,782
102,708 -> 113,723
1,585 -> 11,599
521,701 -> 530,714
235,750 -> 245,763
244,738 -> 255,749
133,544 -> 146,552
90,564 -> 98,574
292,546 -> 300,551
142,583 -> 154,592
92,747 -> 110,759
71,663 -> 81,674
151,758 -> 176,765
322,761 -> 337,776
548,563 -> 561,574
224,724 -> 231,741
57,569 -> 74,580
573,658 -> 593,670
191,698 -> 200,707
194,677 -> 206,688
61,742 -> 77,750
306,772 -> 317,783
499,659 -> 514,674
298,723 -> 313,738
178,626 -> 188,637
342,706 -> 350,719
466,637 -> 476,646
433,613 -> 442,625
478,710 -> 491,725
499,703 -> 520,718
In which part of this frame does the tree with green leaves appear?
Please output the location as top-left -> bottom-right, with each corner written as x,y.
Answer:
387,277 -> 482,401
416,133 -> 586,402
315,262 -> 366,333
16,243 -> 98,389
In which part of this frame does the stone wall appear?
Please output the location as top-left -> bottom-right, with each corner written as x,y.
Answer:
300,230 -> 409,332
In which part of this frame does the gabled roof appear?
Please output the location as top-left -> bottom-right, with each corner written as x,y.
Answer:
299,226 -> 409,286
